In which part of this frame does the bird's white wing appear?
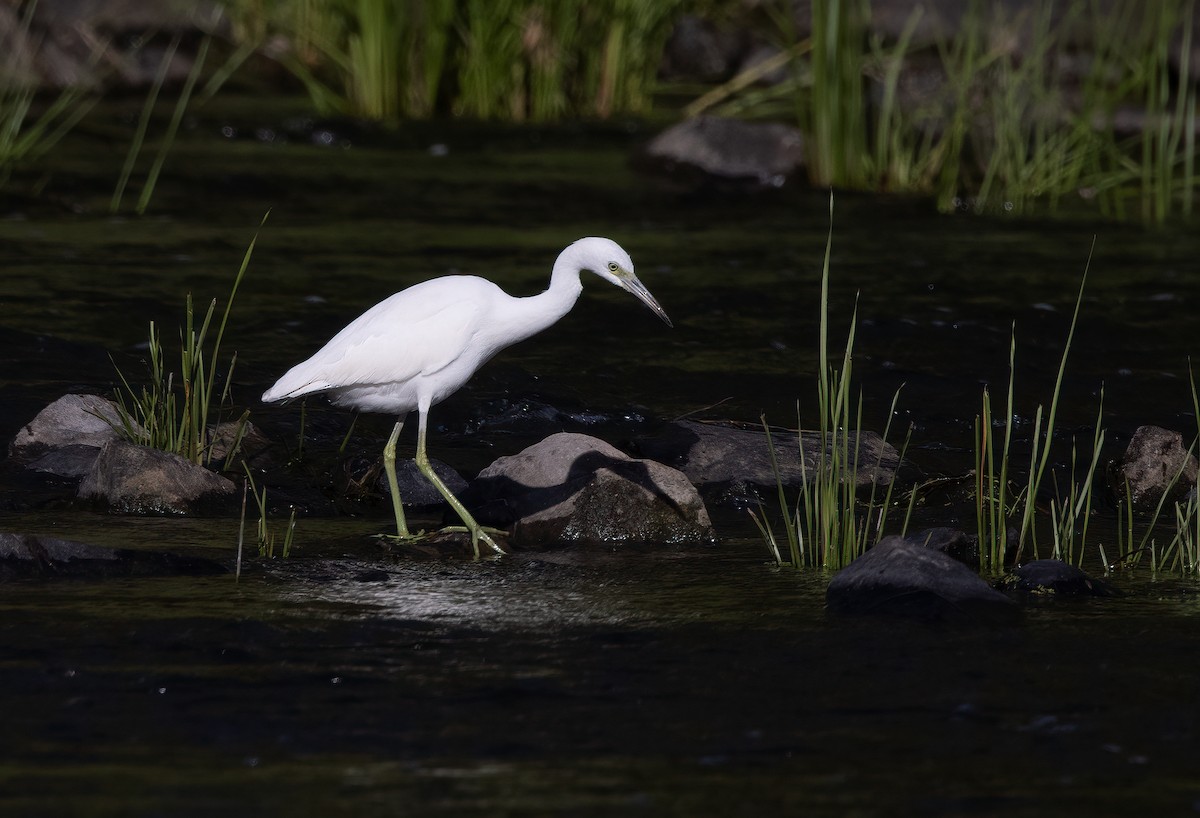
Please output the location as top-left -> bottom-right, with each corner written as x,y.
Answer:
264,277 -> 493,400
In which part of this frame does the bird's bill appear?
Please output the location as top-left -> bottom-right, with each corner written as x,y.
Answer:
622,274 -> 674,328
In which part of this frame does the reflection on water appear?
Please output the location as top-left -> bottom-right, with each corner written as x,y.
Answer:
277,547 -> 820,630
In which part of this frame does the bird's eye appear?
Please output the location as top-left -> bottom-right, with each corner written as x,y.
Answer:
607,262 -> 619,273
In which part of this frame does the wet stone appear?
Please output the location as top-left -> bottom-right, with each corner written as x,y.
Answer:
826,536 -> 1021,624
78,440 -> 238,515
466,432 -> 716,549
0,532 -> 226,580
1001,559 -> 1119,597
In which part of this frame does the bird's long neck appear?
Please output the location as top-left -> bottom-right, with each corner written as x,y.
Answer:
504,250 -> 585,340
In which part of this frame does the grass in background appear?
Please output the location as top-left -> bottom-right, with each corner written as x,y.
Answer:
0,0 -> 101,188
240,0 -> 682,121
704,0 -> 1198,223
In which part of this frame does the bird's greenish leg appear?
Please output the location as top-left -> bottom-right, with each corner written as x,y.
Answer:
382,419 -> 412,539
414,414 -> 506,559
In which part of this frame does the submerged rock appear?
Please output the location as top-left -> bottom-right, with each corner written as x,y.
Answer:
9,393 -> 129,465
78,440 -> 238,515
1116,425 -> 1198,511
641,116 -> 805,187
0,531 -> 226,580
466,432 -> 715,549
826,536 -> 1020,624
637,420 -> 899,507
1000,559 -> 1118,597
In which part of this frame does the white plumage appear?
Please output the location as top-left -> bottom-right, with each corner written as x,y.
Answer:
262,237 -> 671,557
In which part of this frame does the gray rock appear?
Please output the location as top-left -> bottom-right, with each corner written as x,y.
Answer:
1116,425 -> 1198,511
467,432 -> 715,549
78,440 -> 238,515
826,536 -> 1020,623
0,531 -> 225,580
642,116 -> 805,186
638,420 -> 899,506
10,394 -> 129,460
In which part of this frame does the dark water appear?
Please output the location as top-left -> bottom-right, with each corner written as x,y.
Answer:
3,97 -> 1200,815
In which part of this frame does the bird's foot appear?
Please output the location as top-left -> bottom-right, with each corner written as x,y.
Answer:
375,529 -> 436,544
440,525 -> 509,557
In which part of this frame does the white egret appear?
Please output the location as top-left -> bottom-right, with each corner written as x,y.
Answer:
262,237 -> 672,558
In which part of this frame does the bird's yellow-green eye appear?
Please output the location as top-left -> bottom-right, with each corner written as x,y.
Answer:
607,262 -> 619,273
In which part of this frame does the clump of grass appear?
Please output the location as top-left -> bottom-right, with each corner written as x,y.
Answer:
110,220 -> 263,466
241,465 -> 298,560
752,198 -> 911,570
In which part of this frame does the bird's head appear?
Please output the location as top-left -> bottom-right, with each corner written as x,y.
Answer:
570,236 -> 673,328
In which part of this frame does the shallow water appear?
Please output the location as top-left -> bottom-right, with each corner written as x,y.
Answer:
2,97 -> 1200,815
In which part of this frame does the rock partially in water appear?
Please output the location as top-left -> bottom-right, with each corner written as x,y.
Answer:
1000,559 -> 1119,597
826,536 -> 1020,624
466,432 -> 715,549
0,531 -> 226,580
79,440 -> 238,515
1116,425 -> 1198,511
9,393 -> 128,464
637,420 -> 899,507
373,458 -> 470,508
641,116 -> 805,188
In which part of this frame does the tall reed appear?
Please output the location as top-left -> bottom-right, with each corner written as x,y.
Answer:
753,198 -> 910,569
974,247 -> 1095,571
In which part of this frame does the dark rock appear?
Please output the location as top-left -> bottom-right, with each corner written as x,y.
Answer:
660,15 -> 747,82
1001,559 -> 1119,597
78,440 -> 238,515
0,531 -> 226,580
373,458 -> 470,509
826,536 -> 1020,623
641,116 -> 805,187
466,432 -> 715,549
208,419 -> 273,469
24,444 -> 102,479
9,393 -> 128,461
1116,425 -> 1198,511
637,420 -> 899,507
905,525 -> 1021,569
905,526 -> 973,561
